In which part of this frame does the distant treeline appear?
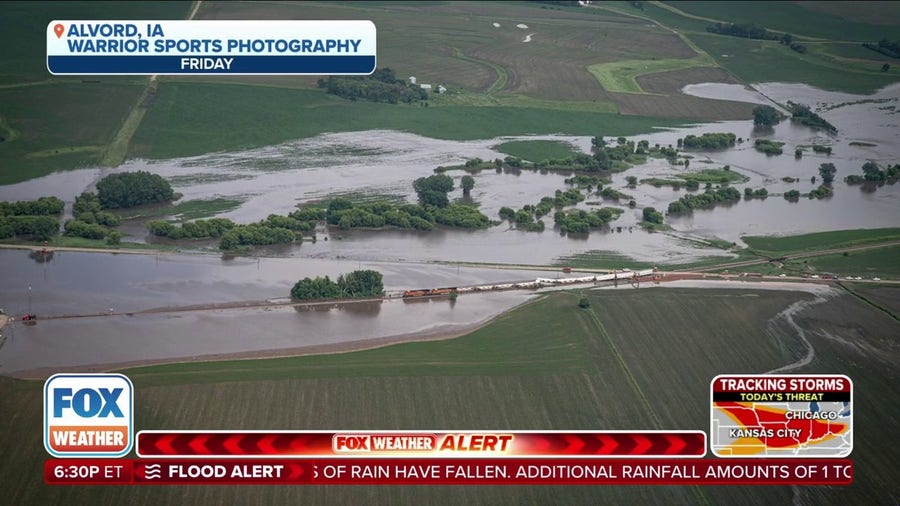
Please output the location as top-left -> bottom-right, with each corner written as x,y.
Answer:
862,39 -> 900,59
707,23 -> 805,53
317,68 -> 427,104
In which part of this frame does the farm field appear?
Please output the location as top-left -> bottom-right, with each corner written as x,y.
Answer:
742,228 -> 900,256
587,56 -> 715,94
3,287 -> 897,504
0,83 -> 145,184
732,246 -> 900,280
130,82 -> 685,160
668,1 -> 900,41
608,1 -> 900,94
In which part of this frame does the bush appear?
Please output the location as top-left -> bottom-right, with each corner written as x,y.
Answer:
578,297 -> 591,309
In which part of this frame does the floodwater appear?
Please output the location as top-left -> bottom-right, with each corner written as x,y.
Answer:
3,84 -> 898,262
1,81 -> 899,372
0,291 -> 533,376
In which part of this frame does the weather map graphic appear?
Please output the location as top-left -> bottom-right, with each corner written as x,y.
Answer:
710,375 -> 852,457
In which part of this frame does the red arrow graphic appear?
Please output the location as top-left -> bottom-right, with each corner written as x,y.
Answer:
664,434 -> 687,455
156,434 -> 176,455
188,434 -> 211,455
596,434 -> 620,455
223,435 -> 245,455
630,434 -> 653,455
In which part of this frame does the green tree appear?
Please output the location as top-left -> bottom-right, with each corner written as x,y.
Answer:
337,270 -> 384,297
96,171 -> 175,209
883,63 -> 891,73
578,297 -> 590,309
818,163 -> 837,184
106,231 -> 122,245
460,175 -> 475,195
642,207 -> 664,224
752,105 -> 783,127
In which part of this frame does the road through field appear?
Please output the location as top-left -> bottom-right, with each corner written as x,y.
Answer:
100,1 -> 203,166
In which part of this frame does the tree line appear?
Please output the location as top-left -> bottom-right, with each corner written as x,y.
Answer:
862,39 -> 900,59
667,187 -> 742,214
317,68 -> 427,104
787,102 -> 837,133
679,133 -> 736,150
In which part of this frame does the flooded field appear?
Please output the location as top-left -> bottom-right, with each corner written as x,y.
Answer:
1,81 -> 898,372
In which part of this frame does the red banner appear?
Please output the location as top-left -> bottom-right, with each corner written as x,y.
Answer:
45,458 -> 853,486
136,431 -> 706,458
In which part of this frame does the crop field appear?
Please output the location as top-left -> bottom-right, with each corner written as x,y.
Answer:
669,1 -> 900,41
493,140 -> 581,161
130,83 -> 685,159
0,1 -> 190,85
636,66 -> 740,94
0,82 -> 145,184
688,34 -> 898,94
734,246 -> 900,280
844,284 -> 900,318
587,56 -> 715,94
742,228 -> 900,255
4,286 -> 897,503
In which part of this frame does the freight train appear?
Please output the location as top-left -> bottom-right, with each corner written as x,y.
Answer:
401,269 -> 655,298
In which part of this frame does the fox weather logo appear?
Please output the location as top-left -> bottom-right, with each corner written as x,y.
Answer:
43,373 -> 133,457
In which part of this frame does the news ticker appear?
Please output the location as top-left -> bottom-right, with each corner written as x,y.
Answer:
45,458 -> 853,486
136,431 -> 706,458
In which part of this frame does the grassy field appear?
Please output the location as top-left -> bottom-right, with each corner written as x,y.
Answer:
2,287 -> 898,503
0,82 -> 145,184
492,140 -> 581,161
130,83 -> 685,159
0,1 -> 191,85
587,57 -> 714,94
605,1 -> 900,94
732,245 -> 900,280
669,1 -> 900,41
742,228 -> 900,255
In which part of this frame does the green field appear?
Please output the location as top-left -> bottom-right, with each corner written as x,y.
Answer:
605,1 -> 900,94
669,1 -> 900,41
0,1 -> 191,85
0,83 -> 145,184
3,287 -> 898,503
130,83 -> 685,159
733,245 -> 900,280
742,228 -> 900,255
587,57 -> 714,94
492,140 -> 581,161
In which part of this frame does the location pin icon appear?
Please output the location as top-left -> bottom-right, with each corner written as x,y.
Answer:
54,24 -> 64,38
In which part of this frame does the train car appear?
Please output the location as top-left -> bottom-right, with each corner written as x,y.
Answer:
456,286 -> 476,293
636,268 -> 654,277
595,273 -> 616,282
493,283 -> 514,290
535,277 -> 557,285
402,290 -> 430,298
431,287 -> 457,295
